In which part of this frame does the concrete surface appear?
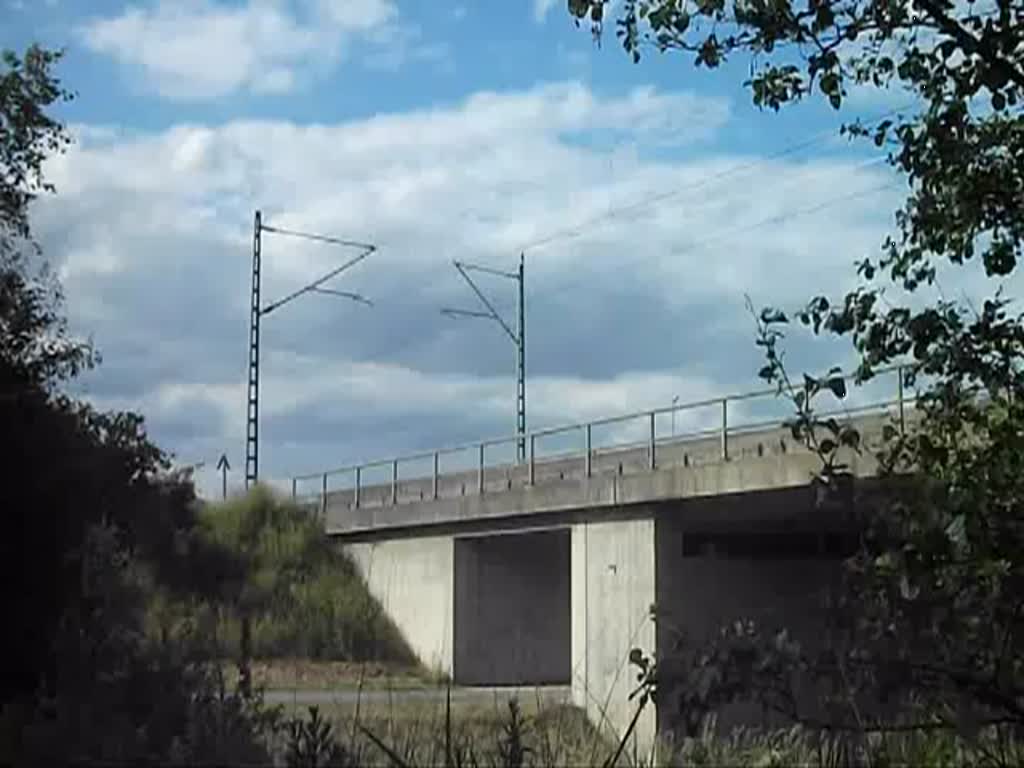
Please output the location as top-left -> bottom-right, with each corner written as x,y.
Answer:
345,537 -> 454,676
315,410 -> 903,536
571,518 -> 657,755
318,411 -> 907,749
454,529 -> 570,686
326,451 -> 871,538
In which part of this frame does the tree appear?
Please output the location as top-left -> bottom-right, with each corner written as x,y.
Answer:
0,45 -> 276,765
567,0 -> 1023,295
566,0 -> 1024,743
0,46 -> 71,258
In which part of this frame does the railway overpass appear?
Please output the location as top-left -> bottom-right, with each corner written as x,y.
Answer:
290,367 -> 910,750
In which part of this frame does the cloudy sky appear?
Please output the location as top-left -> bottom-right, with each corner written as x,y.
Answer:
7,0 -> 1000,498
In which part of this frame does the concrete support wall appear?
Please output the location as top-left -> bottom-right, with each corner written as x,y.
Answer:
571,518 -> 657,756
345,536 -> 454,676
453,530 -> 570,686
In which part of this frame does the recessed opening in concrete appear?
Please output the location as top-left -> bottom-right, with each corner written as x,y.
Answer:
453,528 -> 571,687
656,503 -> 855,738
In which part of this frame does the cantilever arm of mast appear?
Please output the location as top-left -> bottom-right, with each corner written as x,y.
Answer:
260,224 -> 377,252
440,307 -> 494,320
451,260 -> 518,344
312,287 -> 374,306
260,224 -> 376,316
455,260 -> 519,280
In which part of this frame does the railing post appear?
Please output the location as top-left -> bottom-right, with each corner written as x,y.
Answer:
433,452 -> 439,500
721,397 -> 729,461
354,467 -> 361,509
585,423 -> 592,478
897,365 -> 905,436
392,459 -> 398,505
529,434 -> 536,485
321,473 -> 327,518
649,411 -> 656,470
478,444 -> 485,495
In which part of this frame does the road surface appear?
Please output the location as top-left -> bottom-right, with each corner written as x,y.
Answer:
264,685 -> 572,707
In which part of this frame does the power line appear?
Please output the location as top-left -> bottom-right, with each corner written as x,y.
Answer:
666,180 -> 901,259
315,162 -> 896,316
513,102 -> 915,256
618,152 -> 890,246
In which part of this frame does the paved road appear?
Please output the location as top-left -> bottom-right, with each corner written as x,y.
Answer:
264,685 -> 572,707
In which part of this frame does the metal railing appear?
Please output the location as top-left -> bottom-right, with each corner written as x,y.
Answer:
291,365 -> 912,514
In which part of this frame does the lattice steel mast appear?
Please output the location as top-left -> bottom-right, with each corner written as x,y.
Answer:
441,254 -> 527,462
245,212 -> 263,488
245,210 -> 376,489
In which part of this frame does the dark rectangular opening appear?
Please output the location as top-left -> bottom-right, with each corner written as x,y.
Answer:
453,529 -> 571,686
681,531 -> 856,559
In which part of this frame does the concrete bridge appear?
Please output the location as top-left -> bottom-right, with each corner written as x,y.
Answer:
291,367 -> 910,751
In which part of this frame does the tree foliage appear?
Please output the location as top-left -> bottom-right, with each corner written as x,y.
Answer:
567,0 -> 1024,744
0,45 -> 280,765
0,45 -> 71,261
568,0 -> 1023,304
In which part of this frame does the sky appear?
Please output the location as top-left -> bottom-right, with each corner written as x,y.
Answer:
5,0 -> 1002,498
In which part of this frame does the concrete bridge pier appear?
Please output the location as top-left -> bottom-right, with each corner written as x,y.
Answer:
572,518 -> 657,753
341,492 -> 854,757
343,516 -> 661,753
346,536 -> 455,676
309,378 -> 898,755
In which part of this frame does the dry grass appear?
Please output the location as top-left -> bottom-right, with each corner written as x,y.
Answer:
230,658 -> 439,691
274,693 -> 618,767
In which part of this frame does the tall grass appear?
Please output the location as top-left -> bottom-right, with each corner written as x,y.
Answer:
278,696 -> 617,768
145,485 -> 416,665
279,696 -> 1024,768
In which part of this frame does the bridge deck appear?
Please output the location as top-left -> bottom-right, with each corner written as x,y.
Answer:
305,405 -> 910,537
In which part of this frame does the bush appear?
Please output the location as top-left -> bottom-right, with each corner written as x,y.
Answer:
149,486 -> 416,664
1,523 -> 282,766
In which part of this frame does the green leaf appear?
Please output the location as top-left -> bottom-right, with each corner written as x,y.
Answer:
944,514 -> 967,548
839,428 -> 861,449
760,307 -> 788,324
874,552 -> 895,570
826,376 -> 847,399
899,574 -> 920,600
568,0 -> 591,18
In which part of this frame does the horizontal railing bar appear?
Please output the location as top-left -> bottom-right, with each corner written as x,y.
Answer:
293,365 -> 909,482
299,399 -> 921,495
294,409 -> 926,503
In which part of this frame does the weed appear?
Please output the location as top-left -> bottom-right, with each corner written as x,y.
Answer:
285,706 -> 355,768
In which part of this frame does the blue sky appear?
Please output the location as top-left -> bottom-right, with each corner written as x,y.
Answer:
8,0 -> 976,497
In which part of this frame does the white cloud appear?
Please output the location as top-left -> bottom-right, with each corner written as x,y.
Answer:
533,0 -> 559,22
361,23 -> 452,73
314,0 -> 396,29
78,0 -> 421,100
34,80 -> 939,495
